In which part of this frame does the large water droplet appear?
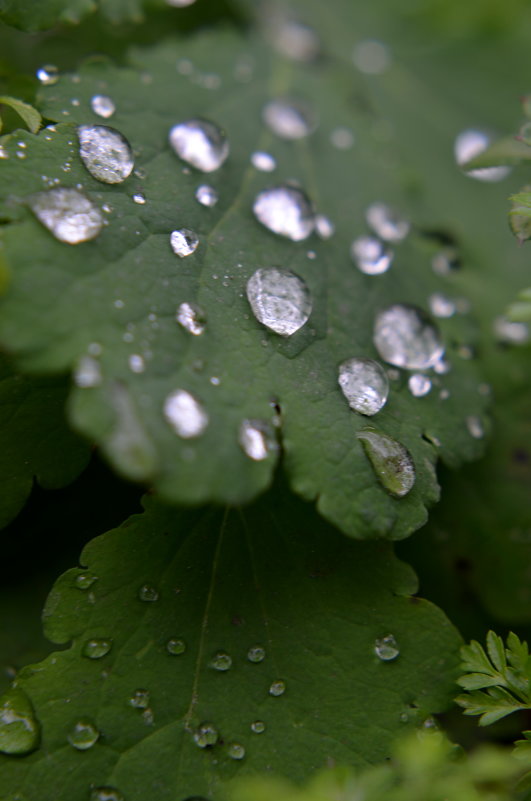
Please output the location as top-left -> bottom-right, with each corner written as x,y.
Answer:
138,584 -> 159,602
74,355 -> 102,388
351,236 -> 393,275
195,184 -> 218,207
67,718 -> 100,750
338,357 -> 389,416
239,421 -> 275,461
82,638 -> 112,659
170,228 -> 199,258
251,151 -> 276,172
176,302 -> 205,335
253,185 -> 314,241
262,99 -> 314,140
374,634 -> 400,661
91,95 -> 116,119
77,125 -> 134,184
246,267 -> 312,336
269,679 -> 286,696
454,130 -> 510,182
366,203 -> 409,242
251,720 -> 266,733
166,638 -> 186,655
168,119 -> 229,172
227,742 -> 245,760
357,428 -> 416,498
209,651 -> 232,671
0,687 -> 40,755
163,390 -> 209,438
129,689 -> 150,709
247,645 -> 266,663
193,721 -> 218,748
36,64 -> 59,85
90,787 -> 124,801
374,304 -> 444,369
29,188 -> 103,244
408,374 -> 432,397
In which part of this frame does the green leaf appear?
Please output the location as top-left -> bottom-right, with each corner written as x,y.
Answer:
0,486 -> 463,799
0,30 -> 489,540
0,95 -> 40,134
0,354 -> 91,529
509,190 -> 531,243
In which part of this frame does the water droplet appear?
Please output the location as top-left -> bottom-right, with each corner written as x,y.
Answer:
138,584 -> 159,602
408,374 -> 432,397
454,130 -> 510,182
273,19 -> 320,62
128,354 -> 145,374
330,127 -> 354,149
227,742 -> 245,760
253,185 -> 314,241
250,720 -> 266,733
193,721 -> 218,748
466,415 -> 484,439
428,293 -> 455,318
163,389 -> 209,438
239,421 -> 275,461
170,228 -> 199,258
0,145 -> 8,159
166,638 -> 186,655
0,687 -> 40,755
357,428 -> 416,497
29,188 -> 103,244
209,651 -> 232,671
77,125 -> 134,184
494,316 -> 529,345
91,95 -> 116,119
366,203 -> 409,242
351,236 -> 393,275
374,304 -> 444,369
168,119 -> 229,172
67,718 -> 99,750
374,634 -> 400,661
175,301 -> 205,337
433,357 -> 451,375
36,64 -> 59,85
74,355 -> 102,388
82,638 -> 112,659
195,184 -> 218,207
128,689 -> 150,709
247,645 -> 266,663
432,247 -> 460,276
251,151 -> 276,172
246,267 -> 312,336
262,99 -> 314,140
75,572 -> 98,590
166,0 -> 197,6
439,388 -> 450,400
353,40 -> 391,74
338,358 -> 389,416
133,192 -> 146,205
269,680 -> 286,697
315,214 -> 335,239
89,787 -> 124,801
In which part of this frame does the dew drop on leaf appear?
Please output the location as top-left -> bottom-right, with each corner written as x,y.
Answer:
36,64 -> 59,85
29,188 -> 103,244
176,302 -> 205,335
494,316 -> 529,345
338,357 -> 389,416
195,184 -> 218,207
357,428 -> 416,498
0,687 -> 40,755
366,202 -> 409,242
247,645 -> 266,663
315,214 -> 335,239
374,634 -> 400,661
132,192 -> 146,205
166,0 -> 197,7
238,421 -> 274,461
373,304 -> 444,369
251,151 -> 276,172
351,236 -> 393,275
272,19 -> 320,62
432,247 -> 460,276
227,742 -> 246,760
82,638 -> 112,659
353,40 -> 391,74
74,355 -> 102,388
75,572 -> 98,590
128,354 -> 145,374
262,99 -> 315,140
454,129 -> 510,182
77,125 -> 134,184
166,638 -> 186,655
90,95 -> 116,119
246,267 -> 312,336
408,374 -> 432,397
466,415 -> 484,439
128,689 -> 150,709
209,651 -> 232,671
89,787 -> 124,801
163,390 -> 209,438
428,293 -> 455,318
67,718 -> 100,750
168,119 -> 229,172
138,584 -> 159,602
252,185 -> 314,241
269,679 -> 286,696
170,228 -> 199,258
193,722 -> 218,748
250,720 -> 266,733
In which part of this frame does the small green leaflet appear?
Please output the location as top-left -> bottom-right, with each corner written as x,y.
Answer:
0,96 -> 41,134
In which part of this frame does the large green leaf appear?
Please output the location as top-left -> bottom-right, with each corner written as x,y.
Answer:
0,28 -> 489,540
0,487 -> 462,799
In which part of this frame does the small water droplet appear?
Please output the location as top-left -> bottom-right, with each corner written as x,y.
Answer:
0,687 -> 40,755
167,0 -> 197,6
428,293 -> 455,318
374,634 -> 400,661
74,356 -> 102,388
209,651 -> 232,671
169,119 -> 229,172
82,638 -> 112,659
432,247 -> 460,276
466,415 -> 484,439
132,192 -> 146,205
170,228 -> 199,258
253,185 -> 314,241
0,145 -> 8,159
163,389 -> 209,438
166,638 -> 186,655
454,129 -> 510,182
262,99 -> 314,140
433,357 -> 451,375
251,151 -> 276,172
227,742 -> 245,760
193,721 -> 218,748
351,236 -> 393,275
67,718 -> 99,750
247,645 -> 266,663
353,40 -> 391,74
315,214 -> 335,239
77,125 -> 134,184
408,373 -> 432,397
366,203 -> 409,242
75,573 -> 98,590
269,679 -> 286,696
138,584 -> 159,602
357,428 -> 416,497
91,95 -> 116,119
250,720 -> 266,733
210,376 -> 220,386
239,421 -> 275,461
494,316 -> 529,345
29,187 -> 103,244
90,787 -> 124,801
330,127 -> 354,150
338,357 -> 389,416
246,267 -> 312,336
439,388 -> 450,400
36,64 -> 59,85
128,354 -> 145,374
374,304 -> 444,369
195,184 -> 218,207
273,19 -> 320,62
16,150 -> 27,159
128,689 -> 150,709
